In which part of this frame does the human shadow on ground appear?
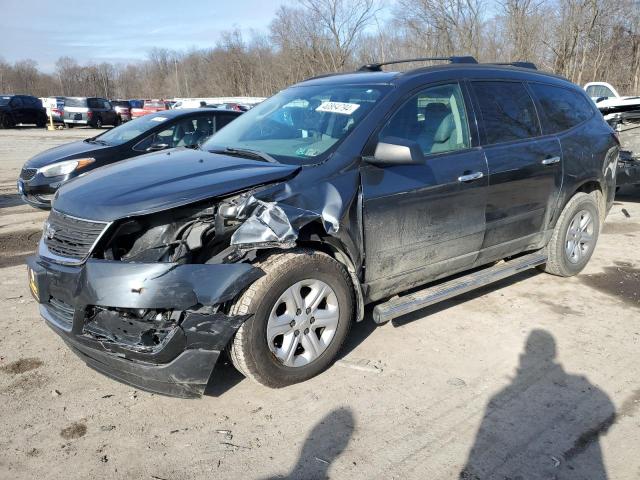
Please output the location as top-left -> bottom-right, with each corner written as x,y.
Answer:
460,329 -> 616,480
261,407 -> 355,480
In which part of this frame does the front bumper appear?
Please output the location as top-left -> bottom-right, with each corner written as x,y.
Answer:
27,255 -> 262,398
18,174 -> 67,209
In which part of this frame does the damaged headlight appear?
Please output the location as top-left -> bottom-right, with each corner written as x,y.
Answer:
98,201 -> 226,263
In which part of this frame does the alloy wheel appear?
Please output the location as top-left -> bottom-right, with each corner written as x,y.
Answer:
565,209 -> 595,264
266,279 -> 340,368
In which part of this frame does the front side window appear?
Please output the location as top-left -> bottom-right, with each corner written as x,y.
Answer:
132,116 -> 215,151
10,97 -> 23,108
472,81 -> 540,145
202,84 -> 390,164
379,83 -> 471,155
529,83 -> 595,134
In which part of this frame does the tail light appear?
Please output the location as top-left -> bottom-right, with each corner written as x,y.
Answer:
87,111 -> 93,119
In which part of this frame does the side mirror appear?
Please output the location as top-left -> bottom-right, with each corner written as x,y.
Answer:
146,143 -> 169,152
366,137 -> 425,166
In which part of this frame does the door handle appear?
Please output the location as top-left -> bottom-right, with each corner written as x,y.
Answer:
542,156 -> 561,165
458,171 -> 484,182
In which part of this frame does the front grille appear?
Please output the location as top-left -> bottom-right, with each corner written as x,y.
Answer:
43,210 -> 108,260
20,168 -> 37,181
46,297 -> 75,329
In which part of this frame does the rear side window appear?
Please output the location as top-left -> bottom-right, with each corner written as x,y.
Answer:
471,81 -> 540,145
528,83 -> 594,134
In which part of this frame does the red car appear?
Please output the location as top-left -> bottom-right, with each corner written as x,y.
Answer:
130,99 -> 169,119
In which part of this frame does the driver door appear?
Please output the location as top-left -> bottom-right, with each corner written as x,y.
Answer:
361,82 -> 489,301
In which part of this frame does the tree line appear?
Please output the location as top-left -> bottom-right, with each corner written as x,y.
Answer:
1,0 -> 639,100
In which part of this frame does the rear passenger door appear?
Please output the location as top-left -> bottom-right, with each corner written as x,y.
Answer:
362,82 -> 488,300
470,80 -> 562,263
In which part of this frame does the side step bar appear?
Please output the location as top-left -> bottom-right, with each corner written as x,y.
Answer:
372,252 -> 547,324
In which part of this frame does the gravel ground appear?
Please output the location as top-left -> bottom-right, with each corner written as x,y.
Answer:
0,126 -> 639,480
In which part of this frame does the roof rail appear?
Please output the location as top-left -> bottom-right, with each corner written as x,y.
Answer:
358,56 -> 478,72
490,62 -> 537,70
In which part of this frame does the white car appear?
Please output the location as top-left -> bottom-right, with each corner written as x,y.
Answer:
584,82 -> 640,126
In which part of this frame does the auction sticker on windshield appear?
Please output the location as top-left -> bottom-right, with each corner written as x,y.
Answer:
316,102 -> 360,115
151,116 -> 168,122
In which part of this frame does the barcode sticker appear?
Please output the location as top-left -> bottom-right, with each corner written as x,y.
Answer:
316,102 -> 360,115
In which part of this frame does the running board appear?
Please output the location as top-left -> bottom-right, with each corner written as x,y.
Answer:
372,252 -> 547,324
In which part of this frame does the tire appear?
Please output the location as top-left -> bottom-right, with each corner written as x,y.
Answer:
95,118 -> 103,129
0,114 -> 14,129
114,116 -> 122,127
229,249 -> 354,388
66,123 -> 74,129
541,192 -> 600,277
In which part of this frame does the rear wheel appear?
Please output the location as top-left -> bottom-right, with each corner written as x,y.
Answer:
114,115 -> 122,126
541,192 -> 600,277
229,249 -> 354,387
0,114 -> 14,129
95,118 -> 103,129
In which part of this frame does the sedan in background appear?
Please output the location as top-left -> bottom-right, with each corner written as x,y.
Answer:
18,108 -> 242,209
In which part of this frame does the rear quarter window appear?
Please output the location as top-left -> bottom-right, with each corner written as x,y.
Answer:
471,81 -> 540,145
528,83 -> 594,134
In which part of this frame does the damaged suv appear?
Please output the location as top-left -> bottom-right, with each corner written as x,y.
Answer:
27,57 -> 618,397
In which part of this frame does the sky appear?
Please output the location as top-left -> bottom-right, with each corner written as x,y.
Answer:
0,0 -> 288,72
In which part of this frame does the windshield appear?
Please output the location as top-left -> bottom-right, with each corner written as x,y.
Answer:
202,84 -> 390,164
95,113 -> 172,146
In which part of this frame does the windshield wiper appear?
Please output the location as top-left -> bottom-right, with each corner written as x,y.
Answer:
211,147 -> 278,164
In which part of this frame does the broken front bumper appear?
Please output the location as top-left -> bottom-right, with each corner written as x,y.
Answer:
26,255 -> 261,398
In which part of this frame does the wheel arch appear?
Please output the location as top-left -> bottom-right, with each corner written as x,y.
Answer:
294,221 -> 366,322
572,180 -> 606,225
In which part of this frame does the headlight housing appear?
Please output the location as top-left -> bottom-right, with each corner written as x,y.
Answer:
39,158 -> 95,177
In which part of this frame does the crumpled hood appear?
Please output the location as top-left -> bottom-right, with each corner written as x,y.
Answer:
25,140 -> 107,168
53,148 -> 300,221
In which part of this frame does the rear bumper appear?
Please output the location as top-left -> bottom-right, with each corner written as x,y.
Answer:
27,255 -> 262,398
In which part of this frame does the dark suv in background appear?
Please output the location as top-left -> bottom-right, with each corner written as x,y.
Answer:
0,95 -> 47,128
63,97 -> 120,128
27,57 -> 618,397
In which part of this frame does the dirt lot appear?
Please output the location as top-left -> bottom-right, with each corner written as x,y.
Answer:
0,126 -> 639,480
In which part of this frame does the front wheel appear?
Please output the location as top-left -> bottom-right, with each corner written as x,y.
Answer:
229,249 -> 354,387
541,192 -> 600,277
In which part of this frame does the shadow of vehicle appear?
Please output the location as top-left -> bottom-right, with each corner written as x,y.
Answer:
460,329 -> 616,479
261,407 -> 355,479
0,193 -> 25,209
